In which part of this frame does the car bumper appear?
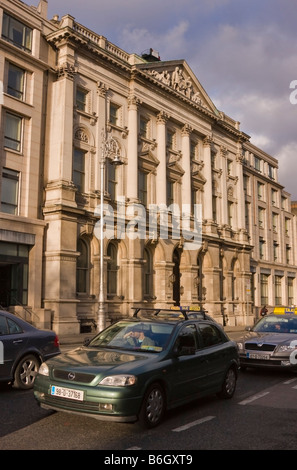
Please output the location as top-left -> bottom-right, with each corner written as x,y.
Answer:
239,353 -> 297,370
33,378 -> 142,423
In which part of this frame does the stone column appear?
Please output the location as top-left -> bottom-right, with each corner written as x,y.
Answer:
203,136 -> 213,222
181,124 -> 192,212
236,151 -> 246,231
45,61 -> 76,207
95,81 -> 109,191
220,147 -> 229,226
156,111 -> 169,205
127,94 -> 140,202
43,51 -> 80,334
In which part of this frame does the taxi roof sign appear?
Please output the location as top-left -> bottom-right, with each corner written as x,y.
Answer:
273,307 -> 297,315
170,305 -> 202,311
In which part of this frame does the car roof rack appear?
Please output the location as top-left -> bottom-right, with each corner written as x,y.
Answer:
131,306 -> 208,321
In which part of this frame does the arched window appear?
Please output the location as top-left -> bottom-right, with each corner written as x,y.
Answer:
107,242 -> 118,295
77,239 -> 89,293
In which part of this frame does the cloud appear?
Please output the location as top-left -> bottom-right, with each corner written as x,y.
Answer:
277,143 -> 297,199
119,21 -> 189,58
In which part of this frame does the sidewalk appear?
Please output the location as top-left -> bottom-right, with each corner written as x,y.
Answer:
58,325 -> 247,347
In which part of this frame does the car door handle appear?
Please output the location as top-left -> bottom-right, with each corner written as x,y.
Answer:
13,339 -> 23,344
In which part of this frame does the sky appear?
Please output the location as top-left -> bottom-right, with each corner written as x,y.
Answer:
44,0 -> 297,199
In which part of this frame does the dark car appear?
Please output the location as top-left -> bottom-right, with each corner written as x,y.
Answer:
34,307 -> 239,428
237,312 -> 297,371
0,310 -> 60,389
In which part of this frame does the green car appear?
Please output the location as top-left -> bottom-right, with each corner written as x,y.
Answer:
34,308 -> 239,428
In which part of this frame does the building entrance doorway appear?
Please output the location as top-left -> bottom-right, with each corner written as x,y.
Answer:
0,242 -> 29,307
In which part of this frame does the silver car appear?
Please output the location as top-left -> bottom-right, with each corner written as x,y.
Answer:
237,313 -> 297,371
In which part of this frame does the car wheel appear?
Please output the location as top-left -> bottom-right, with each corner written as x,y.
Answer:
13,354 -> 40,390
139,383 -> 165,429
217,366 -> 237,399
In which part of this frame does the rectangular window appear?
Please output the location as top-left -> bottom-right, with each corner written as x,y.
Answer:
258,207 -> 265,228
73,148 -> 85,192
138,170 -> 147,206
281,196 -> 287,210
166,179 -> 174,207
268,164 -> 275,180
7,63 -> 25,100
288,278 -> 294,305
254,156 -> 261,172
285,217 -> 290,235
1,168 -> 19,215
140,117 -> 148,138
273,241 -> 278,261
271,189 -> 278,206
190,141 -> 198,160
110,103 -> 120,126
76,87 -> 87,111
191,188 -> 198,215
107,159 -> 117,201
212,195 -> 217,223
260,274 -> 269,305
2,13 -> 32,52
167,129 -> 175,149
228,201 -> 233,226
272,213 -> 278,232
4,112 -> 22,151
259,237 -> 265,260
245,202 -> 250,230
243,175 -> 250,195
257,182 -> 264,200
275,275 -> 282,306
286,245 -> 291,264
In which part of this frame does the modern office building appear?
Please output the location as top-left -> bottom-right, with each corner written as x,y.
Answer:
0,0 -> 296,333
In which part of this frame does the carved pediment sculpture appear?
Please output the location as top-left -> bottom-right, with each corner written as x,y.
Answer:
145,65 -> 212,111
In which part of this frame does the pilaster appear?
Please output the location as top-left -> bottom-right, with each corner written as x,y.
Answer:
156,111 -> 169,205
127,94 -> 141,202
203,136 -> 213,225
181,124 -> 192,212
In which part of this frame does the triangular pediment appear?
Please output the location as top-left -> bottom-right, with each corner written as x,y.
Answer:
139,146 -> 160,167
137,60 -> 219,116
192,160 -> 206,185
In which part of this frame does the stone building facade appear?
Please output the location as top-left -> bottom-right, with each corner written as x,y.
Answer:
0,0 -> 296,333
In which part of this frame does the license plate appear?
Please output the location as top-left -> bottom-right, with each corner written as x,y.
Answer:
247,353 -> 270,360
51,385 -> 84,401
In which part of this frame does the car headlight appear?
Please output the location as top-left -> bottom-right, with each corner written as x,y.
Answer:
38,362 -> 49,376
276,345 -> 295,352
99,375 -> 136,387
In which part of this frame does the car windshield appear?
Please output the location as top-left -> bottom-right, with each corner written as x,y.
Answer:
88,321 -> 174,352
253,316 -> 297,333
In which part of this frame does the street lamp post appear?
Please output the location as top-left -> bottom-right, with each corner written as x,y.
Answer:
97,132 -> 123,332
